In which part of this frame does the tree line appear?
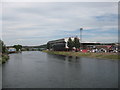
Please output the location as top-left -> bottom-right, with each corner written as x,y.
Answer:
13,45 -> 22,51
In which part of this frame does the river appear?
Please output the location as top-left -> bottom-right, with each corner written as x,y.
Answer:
2,51 -> 118,88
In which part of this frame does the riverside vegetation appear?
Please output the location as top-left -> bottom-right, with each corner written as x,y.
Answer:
0,54 -> 9,64
43,50 -> 119,60
0,40 -> 9,64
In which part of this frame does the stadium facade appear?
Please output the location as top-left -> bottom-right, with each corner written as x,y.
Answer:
47,37 -> 101,51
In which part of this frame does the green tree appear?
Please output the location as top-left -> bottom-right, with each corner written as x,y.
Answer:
0,40 -> 9,64
47,43 -> 51,50
67,37 -> 74,51
73,37 -> 80,52
0,40 -> 8,53
13,45 -> 22,51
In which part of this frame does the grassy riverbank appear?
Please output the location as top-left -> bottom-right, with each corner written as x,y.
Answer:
43,50 -> 119,60
0,54 -> 9,64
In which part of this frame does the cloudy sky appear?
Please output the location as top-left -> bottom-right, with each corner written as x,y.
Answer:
2,2 -> 118,46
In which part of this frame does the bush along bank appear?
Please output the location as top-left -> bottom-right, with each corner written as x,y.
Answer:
43,50 -> 119,60
0,40 -> 10,64
0,54 -> 9,64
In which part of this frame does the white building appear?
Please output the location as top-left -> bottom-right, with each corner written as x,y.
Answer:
48,37 -> 80,51
8,48 -> 16,53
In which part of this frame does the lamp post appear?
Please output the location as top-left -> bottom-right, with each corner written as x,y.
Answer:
80,28 -> 83,50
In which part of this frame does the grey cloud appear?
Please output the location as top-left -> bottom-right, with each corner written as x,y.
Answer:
2,2 -> 118,45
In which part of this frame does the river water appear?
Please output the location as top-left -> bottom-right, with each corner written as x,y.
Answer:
2,51 -> 118,88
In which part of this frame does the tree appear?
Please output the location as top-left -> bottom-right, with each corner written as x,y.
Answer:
0,40 -> 9,64
67,37 -> 74,51
0,40 -> 8,53
13,45 -> 22,51
47,43 -> 51,50
73,37 -> 80,52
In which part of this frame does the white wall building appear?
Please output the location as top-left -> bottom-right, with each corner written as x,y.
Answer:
48,37 -> 80,50
8,48 -> 16,53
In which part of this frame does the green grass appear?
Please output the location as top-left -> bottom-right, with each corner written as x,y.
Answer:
101,55 -> 119,60
43,50 -> 119,60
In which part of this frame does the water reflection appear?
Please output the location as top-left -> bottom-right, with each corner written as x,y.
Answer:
47,54 -> 80,63
48,54 -> 66,60
2,51 -> 118,88
67,56 -> 80,63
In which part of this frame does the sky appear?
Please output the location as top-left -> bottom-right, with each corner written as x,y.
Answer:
1,2 -> 118,46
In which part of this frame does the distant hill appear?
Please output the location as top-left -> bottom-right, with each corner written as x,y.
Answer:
31,44 -> 47,48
